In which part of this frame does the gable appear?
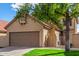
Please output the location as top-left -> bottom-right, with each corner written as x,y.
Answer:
7,15 -> 43,32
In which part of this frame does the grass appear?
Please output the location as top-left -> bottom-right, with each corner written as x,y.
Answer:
23,49 -> 79,56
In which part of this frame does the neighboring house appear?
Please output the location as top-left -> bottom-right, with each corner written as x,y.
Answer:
4,14 -> 60,47
71,18 -> 79,48
0,20 -> 8,47
59,18 -> 79,48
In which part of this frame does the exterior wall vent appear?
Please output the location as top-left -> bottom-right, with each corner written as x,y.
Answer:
18,17 -> 27,25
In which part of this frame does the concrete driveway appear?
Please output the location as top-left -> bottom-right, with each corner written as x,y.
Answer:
0,47 -> 33,56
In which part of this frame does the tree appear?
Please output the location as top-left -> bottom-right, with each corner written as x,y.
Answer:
15,3 -> 79,51
32,3 -> 79,51
15,3 -> 32,19
54,4 -> 79,51
32,4 -> 63,29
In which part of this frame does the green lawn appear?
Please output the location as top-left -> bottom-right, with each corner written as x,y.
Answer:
23,49 -> 79,56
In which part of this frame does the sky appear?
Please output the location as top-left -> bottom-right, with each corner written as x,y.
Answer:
0,3 -> 17,22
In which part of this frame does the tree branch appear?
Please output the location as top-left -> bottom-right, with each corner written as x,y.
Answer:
55,10 -> 66,17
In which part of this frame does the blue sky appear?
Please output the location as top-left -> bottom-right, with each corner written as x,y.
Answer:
0,3 -> 16,22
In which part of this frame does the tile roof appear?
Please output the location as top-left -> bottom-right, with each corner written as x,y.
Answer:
0,20 -> 8,32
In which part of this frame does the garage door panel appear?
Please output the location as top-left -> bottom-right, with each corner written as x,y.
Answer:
10,32 -> 39,47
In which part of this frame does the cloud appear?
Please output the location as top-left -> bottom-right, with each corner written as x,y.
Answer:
11,3 -> 24,11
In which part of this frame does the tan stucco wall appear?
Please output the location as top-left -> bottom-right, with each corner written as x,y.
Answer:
47,28 -> 57,47
72,34 -> 79,48
7,17 -> 43,32
71,18 -> 79,48
42,29 -> 48,47
62,29 -> 79,48
67,29 -> 77,48
0,33 -> 9,47
55,30 -> 60,47
7,16 -> 44,47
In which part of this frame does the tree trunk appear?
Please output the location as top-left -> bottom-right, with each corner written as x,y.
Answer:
65,13 -> 71,51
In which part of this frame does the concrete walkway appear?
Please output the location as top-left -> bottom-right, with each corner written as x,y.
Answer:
70,48 -> 79,50
0,47 -> 33,56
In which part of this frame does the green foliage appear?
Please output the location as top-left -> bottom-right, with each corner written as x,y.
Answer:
15,3 -> 32,19
32,3 -> 64,29
32,3 -> 79,30
71,4 -> 79,18
15,3 -> 79,30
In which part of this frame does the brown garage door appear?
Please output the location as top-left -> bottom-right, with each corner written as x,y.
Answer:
9,31 -> 39,47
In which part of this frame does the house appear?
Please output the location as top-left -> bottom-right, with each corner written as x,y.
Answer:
71,18 -> 79,48
59,18 -> 79,48
0,14 -> 79,48
4,14 -> 60,47
0,20 -> 8,47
